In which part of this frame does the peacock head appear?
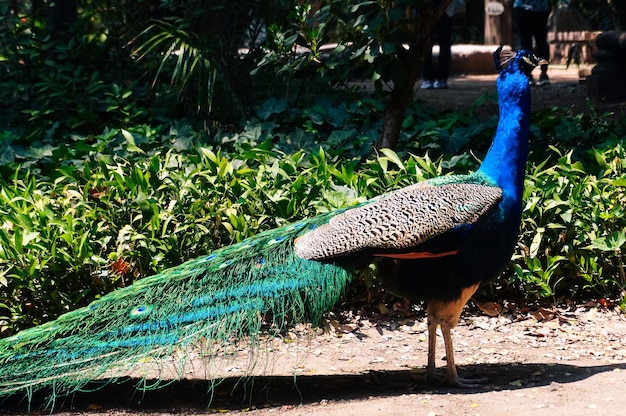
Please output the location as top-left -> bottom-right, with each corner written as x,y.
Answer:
493,46 -> 548,76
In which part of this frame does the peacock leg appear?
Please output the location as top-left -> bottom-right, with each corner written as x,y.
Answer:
440,323 -> 487,388
425,282 -> 484,387
426,314 -> 439,382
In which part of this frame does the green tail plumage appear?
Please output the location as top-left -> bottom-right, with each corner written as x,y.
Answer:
0,212 -> 351,404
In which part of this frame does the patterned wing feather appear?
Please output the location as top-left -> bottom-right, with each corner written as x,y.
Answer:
294,182 -> 502,260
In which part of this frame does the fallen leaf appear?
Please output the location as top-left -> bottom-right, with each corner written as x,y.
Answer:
531,327 -> 553,337
531,308 -> 555,322
479,302 -> 502,317
586,308 -> 598,321
544,320 -> 561,329
338,324 -> 358,333
598,298 -> 614,308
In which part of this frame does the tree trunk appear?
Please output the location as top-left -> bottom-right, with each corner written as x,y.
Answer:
484,0 -> 512,46
46,0 -> 77,40
378,48 -> 423,149
378,0 -> 452,149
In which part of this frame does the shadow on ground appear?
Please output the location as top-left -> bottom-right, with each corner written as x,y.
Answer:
3,362 -> 625,413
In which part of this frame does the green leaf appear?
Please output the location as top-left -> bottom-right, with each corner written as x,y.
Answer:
121,129 -> 145,154
257,98 -> 287,120
529,227 -> 544,258
613,177 -> 626,187
379,148 -> 404,170
587,231 -> 626,252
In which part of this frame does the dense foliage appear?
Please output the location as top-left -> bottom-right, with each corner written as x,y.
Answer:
0,97 -> 625,335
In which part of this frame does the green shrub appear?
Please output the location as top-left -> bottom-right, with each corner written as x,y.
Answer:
515,143 -> 626,300
0,9 -> 152,142
0,101 -> 625,336
0,128 -> 357,334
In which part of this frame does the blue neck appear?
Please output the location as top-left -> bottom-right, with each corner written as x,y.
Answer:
478,67 -> 531,212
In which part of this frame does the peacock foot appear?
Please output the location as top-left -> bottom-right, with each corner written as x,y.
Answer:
427,371 -> 487,388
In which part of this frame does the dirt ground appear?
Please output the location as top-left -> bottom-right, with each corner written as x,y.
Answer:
3,65 -> 626,416
418,65 -> 589,115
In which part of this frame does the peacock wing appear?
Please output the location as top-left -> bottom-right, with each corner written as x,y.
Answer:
294,182 -> 502,260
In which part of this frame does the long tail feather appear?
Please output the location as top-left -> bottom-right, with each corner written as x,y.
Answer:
0,213 -> 351,405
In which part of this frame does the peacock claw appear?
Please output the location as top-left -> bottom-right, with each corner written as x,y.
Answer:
449,376 -> 488,389
427,372 -> 487,388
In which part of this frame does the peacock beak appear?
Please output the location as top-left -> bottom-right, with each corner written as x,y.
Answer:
522,54 -> 548,68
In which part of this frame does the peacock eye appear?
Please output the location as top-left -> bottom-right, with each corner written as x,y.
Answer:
129,305 -> 153,318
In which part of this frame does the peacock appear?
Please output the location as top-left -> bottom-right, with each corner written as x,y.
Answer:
0,47 -> 545,407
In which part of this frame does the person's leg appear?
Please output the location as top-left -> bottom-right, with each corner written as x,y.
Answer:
513,8 -> 533,51
514,7 -> 537,84
421,47 -> 436,88
531,10 -> 551,84
435,12 -> 452,86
